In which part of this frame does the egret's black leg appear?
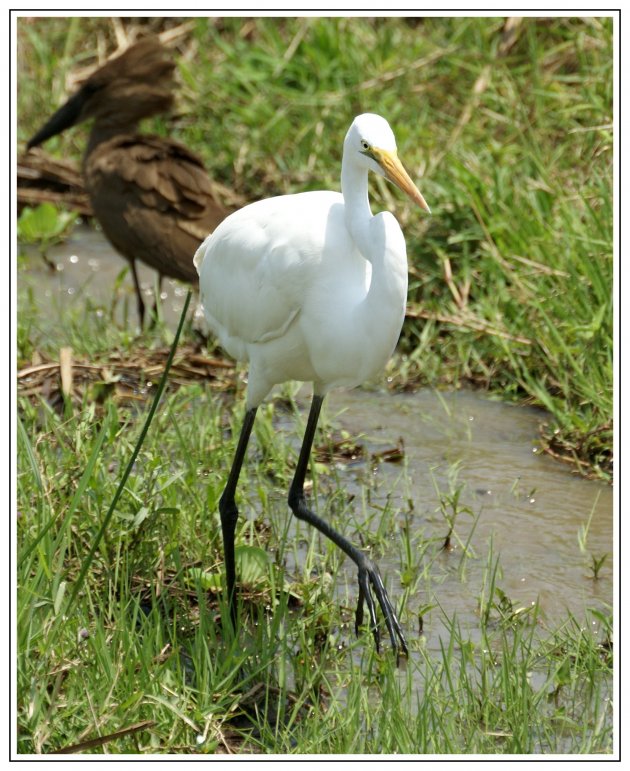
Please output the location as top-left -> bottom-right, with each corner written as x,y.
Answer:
219,407 -> 257,627
129,258 -> 146,327
288,394 -> 408,658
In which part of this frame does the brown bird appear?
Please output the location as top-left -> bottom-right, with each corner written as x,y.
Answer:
26,36 -> 231,326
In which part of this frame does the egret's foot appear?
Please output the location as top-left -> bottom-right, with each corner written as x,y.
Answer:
354,559 -> 408,660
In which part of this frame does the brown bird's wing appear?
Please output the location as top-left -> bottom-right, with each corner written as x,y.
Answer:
85,133 -> 231,283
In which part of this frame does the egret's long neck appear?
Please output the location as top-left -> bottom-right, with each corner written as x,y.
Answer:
342,152 -> 408,359
341,152 -> 373,258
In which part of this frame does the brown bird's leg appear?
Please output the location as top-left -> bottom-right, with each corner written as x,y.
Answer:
219,407 -> 257,627
129,258 -> 146,328
288,394 -> 408,659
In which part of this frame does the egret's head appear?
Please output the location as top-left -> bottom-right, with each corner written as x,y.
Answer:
345,113 -> 430,213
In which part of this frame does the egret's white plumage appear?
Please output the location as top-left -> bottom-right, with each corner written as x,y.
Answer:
195,114 -> 430,656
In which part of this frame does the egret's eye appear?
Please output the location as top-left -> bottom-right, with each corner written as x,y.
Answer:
360,140 -> 370,151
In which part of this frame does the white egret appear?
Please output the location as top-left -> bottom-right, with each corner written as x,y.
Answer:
194,113 -> 430,656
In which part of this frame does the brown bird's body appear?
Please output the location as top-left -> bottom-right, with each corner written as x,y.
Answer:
27,37 -> 230,324
83,132 -> 221,285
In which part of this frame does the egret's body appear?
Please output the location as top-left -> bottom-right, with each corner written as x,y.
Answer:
195,114 -> 429,656
197,189 -> 406,404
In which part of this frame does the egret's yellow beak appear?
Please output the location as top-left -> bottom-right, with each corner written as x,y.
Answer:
374,148 -> 431,213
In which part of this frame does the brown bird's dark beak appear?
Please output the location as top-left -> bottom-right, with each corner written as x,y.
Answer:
27,86 -> 92,150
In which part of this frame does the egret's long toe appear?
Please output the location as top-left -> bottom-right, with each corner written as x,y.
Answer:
355,559 -> 408,658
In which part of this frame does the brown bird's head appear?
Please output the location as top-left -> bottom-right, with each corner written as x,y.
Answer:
27,37 -> 176,150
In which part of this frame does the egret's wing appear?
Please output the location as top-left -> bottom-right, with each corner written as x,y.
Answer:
196,191 -> 341,352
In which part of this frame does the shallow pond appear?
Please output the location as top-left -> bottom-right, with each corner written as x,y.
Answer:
323,387 -> 612,648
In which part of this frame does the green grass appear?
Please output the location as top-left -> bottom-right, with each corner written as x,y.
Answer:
16,376 -> 613,754
16,15 -> 614,755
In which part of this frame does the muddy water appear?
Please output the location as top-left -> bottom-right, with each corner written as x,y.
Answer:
20,226 -> 614,654
321,388 -> 613,651
272,387 -> 613,660
19,223 -> 190,328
